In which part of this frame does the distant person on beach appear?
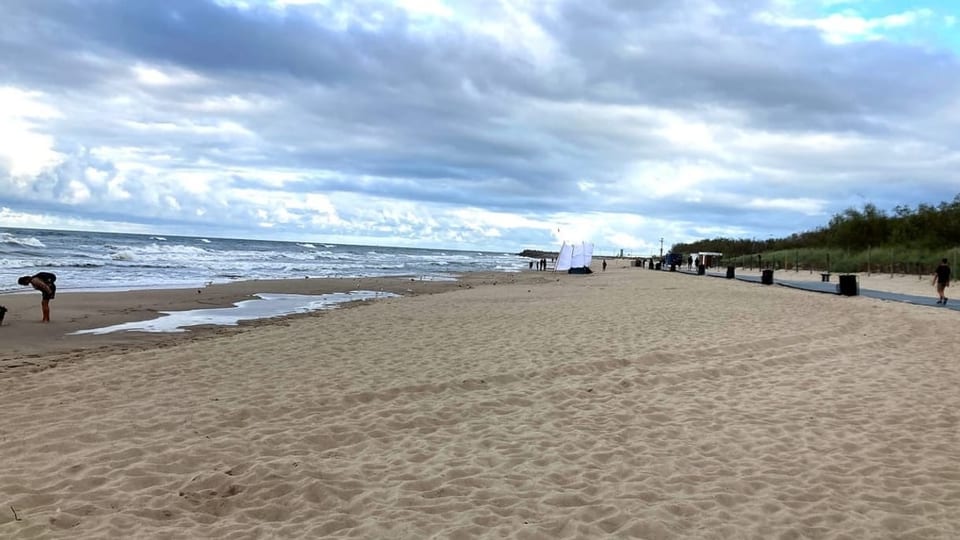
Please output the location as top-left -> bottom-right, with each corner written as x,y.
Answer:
602,259 -> 607,272
688,255 -> 693,270
18,271 -> 57,322
933,258 -> 951,305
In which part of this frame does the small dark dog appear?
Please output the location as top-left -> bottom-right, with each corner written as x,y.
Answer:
0,305 -> 6,326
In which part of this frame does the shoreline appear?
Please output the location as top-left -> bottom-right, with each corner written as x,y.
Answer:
0,272 -> 533,372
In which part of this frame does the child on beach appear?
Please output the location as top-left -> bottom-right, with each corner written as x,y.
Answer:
18,271 -> 57,322
933,258 -> 950,305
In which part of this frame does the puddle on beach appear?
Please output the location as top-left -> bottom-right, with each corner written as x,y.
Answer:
71,291 -> 398,335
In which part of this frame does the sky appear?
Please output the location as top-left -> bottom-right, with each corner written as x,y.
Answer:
1,0 -> 959,255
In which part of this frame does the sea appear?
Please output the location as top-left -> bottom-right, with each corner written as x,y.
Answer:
0,227 -> 529,295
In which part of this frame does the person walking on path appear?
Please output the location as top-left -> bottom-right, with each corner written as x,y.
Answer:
18,271 -> 57,322
933,258 -> 951,305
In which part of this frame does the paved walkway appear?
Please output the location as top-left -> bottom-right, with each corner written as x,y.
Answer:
673,268 -> 959,311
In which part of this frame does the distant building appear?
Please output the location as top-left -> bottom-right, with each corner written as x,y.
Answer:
695,252 -> 723,268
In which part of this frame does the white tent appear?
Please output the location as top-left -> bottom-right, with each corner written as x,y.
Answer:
555,241 -> 594,273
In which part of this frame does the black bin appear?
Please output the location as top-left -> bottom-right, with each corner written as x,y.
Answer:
726,266 -> 735,279
761,269 -> 774,285
697,264 -> 706,275
655,262 -> 661,270
669,264 -> 676,272
838,274 -> 859,296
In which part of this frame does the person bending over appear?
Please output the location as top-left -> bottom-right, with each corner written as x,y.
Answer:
18,271 -> 57,322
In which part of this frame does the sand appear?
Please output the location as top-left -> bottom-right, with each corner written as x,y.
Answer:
1,263 -> 959,538
0,275 -> 503,370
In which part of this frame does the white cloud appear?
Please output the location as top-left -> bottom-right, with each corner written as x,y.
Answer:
132,65 -> 206,87
121,119 -> 254,138
0,87 -> 64,177
623,161 -> 745,200
396,0 -> 452,18
185,95 -> 277,113
756,8 -> 935,44
0,207 -> 155,234
744,196 -> 825,214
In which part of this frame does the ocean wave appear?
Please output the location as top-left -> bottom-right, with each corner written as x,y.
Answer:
111,251 -> 135,261
107,263 -> 188,269
1,232 -> 46,248
109,243 -> 211,260
0,228 -> 529,291
28,262 -> 105,269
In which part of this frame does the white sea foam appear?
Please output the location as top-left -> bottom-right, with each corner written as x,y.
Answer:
111,251 -> 135,261
71,291 -> 399,334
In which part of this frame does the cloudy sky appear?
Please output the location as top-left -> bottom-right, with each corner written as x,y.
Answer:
2,0 -> 958,254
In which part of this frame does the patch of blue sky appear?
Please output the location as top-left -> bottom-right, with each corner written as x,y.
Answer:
811,0 -> 960,51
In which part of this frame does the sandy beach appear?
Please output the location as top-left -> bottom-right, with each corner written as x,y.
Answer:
2,263 -> 959,538
0,275 -> 511,371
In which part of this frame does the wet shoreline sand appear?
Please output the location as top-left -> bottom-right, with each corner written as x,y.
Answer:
0,273 -> 525,371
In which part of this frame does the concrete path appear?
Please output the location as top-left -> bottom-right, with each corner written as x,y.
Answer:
673,268 -> 958,311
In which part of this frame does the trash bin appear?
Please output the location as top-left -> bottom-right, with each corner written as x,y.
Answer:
655,262 -> 661,270
761,269 -> 774,285
669,264 -> 676,272
697,264 -> 706,275
726,266 -> 735,279
838,274 -> 859,296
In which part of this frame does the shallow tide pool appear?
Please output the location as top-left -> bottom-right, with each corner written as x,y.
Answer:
71,291 -> 399,335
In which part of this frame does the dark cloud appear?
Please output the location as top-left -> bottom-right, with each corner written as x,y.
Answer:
0,0 -> 958,251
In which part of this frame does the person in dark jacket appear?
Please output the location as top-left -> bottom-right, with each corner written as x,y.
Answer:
18,271 -> 57,322
933,258 -> 951,305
